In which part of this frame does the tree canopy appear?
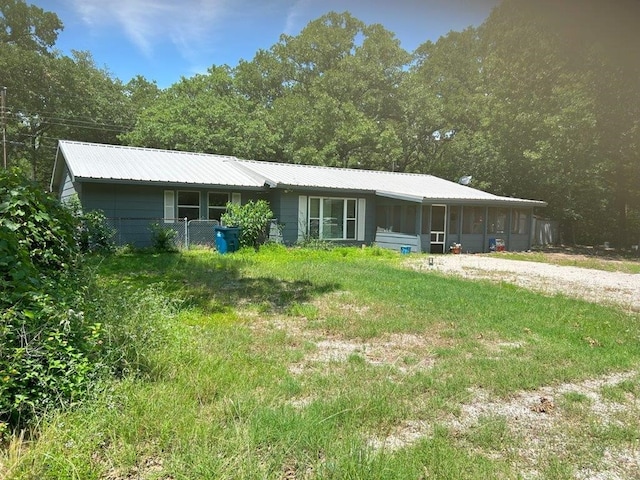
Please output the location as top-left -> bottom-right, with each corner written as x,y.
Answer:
2,0 -> 639,246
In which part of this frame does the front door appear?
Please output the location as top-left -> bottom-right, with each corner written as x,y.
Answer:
430,205 -> 446,253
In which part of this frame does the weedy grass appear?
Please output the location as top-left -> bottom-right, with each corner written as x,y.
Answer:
3,245 -> 640,479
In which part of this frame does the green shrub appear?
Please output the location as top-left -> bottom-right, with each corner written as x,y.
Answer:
149,222 -> 178,252
78,211 -> 116,253
0,170 -> 101,429
221,200 -> 273,250
0,170 -> 79,274
65,195 -> 116,253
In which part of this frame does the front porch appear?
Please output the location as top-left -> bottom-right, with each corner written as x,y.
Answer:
374,199 -> 534,254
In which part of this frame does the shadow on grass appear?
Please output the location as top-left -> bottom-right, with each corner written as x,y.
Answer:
92,251 -> 340,314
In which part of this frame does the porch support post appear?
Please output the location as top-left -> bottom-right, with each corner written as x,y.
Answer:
483,206 -> 489,252
416,204 -> 424,252
507,207 -> 513,250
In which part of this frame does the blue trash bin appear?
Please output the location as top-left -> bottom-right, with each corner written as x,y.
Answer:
489,237 -> 496,252
214,226 -> 241,253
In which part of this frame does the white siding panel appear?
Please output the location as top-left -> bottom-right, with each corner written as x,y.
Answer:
164,190 -> 175,223
357,198 -> 366,241
297,195 -> 307,241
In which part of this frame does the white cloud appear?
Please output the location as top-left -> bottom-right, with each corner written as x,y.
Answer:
70,0 -> 228,59
284,0 -> 313,36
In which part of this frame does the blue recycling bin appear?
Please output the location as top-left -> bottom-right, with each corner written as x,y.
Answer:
214,226 -> 240,253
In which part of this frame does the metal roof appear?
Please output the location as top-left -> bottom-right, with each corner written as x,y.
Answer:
55,140 -> 267,188
53,140 -> 546,207
238,159 -> 546,207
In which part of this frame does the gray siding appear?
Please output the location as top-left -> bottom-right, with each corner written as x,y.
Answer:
273,191 -> 302,245
60,166 -> 78,202
80,183 -> 267,247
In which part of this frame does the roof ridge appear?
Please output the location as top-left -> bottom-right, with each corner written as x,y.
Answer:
237,158 -> 438,179
59,139 -> 239,161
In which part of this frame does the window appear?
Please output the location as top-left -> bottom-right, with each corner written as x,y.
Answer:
462,206 -> 485,234
511,209 -> 530,234
308,197 -> 358,240
488,208 -> 508,234
208,192 -> 229,221
177,191 -> 200,221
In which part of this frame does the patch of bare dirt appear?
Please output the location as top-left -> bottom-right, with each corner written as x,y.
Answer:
407,254 -> 640,312
367,370 -> 640,479
288,332 -> 436,376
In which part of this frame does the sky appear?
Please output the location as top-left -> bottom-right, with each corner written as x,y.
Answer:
31,0 -> 500,88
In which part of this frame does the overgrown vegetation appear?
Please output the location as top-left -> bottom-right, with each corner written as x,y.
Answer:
221,199 -> 274,250
0,170 -> 87,429
3,245 -> 639,478
65,195 -> 116,253
0,170 -> 159,433
149,222 -> 178,252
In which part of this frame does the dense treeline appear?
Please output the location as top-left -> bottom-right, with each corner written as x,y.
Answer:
1,0 -> 638,246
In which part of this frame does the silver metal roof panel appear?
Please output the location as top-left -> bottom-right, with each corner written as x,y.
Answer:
57,140 -> 267,188
54,141 -> 546,207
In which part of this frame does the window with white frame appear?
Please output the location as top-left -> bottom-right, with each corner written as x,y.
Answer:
308,197 -> 357,240
177,191 -> 200,221
208,192 -> 229,221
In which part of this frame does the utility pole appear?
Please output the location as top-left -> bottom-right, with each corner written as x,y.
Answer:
1,87 -> 6,169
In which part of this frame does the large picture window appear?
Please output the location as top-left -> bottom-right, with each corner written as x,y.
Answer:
177,191 -> 200,221
308,197 -> 357,240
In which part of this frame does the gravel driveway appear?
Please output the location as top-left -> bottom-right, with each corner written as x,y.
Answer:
408,254 -> 640,312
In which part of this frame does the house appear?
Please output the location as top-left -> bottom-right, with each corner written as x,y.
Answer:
50,140 -> 546,253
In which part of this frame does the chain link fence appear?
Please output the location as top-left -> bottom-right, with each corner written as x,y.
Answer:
105,217 -> 187,249
186,219 -> 219,249
104,217 -> 283,250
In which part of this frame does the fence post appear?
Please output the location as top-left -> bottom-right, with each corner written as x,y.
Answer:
184,217 -> 188,250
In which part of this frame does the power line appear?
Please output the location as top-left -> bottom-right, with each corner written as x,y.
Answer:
5,111 -> 134,132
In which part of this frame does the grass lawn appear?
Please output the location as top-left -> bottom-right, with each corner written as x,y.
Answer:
3,245 -> 640,479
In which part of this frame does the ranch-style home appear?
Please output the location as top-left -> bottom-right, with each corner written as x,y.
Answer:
50,140 -> 546,253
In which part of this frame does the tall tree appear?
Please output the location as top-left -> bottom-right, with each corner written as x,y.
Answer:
1,1 -> 134,185
0,0 -> 61,54
475,0 -> 605,243
122,66 -> 278,159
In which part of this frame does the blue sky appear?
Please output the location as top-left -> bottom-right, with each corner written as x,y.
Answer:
32,0 -> 499,88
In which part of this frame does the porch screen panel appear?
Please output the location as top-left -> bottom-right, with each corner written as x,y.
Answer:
488,208 -> 508,234
511,209 -> 530,234
462,207 -> 485,234
449,206 -> 459,234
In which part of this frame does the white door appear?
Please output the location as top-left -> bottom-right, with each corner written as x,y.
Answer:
430,205 -> 446,253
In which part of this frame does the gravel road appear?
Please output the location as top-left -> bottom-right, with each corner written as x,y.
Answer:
408,254 -> 640,312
